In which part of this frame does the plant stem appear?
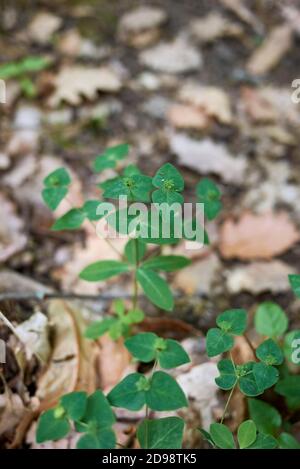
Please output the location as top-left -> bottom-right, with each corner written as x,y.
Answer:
132,238 -> 139,310
243,333 -> 256,358
220,382 -> 237,424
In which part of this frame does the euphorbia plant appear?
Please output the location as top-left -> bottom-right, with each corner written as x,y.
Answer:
36,143 -> 222,448
202,278 -> 300,449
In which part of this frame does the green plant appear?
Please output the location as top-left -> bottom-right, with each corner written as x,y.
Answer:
202,283 -> 300,449
36,143 -> 221,448
0,56 -> 51,98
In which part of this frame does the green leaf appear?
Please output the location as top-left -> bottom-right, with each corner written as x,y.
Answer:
123,164 -> 141,177
103,174 -> 153,202
136,268 -> 174,311
283,330 -> 300,364
125,333 -> 189,368
209,423 -> 235,449
0,56 -> 50,79
256,339 -> 284,366
44,168 -> 71,187
152,189 -> 184,205
77,429 -> 115,449
42,168 -> 71,211
51,208 -> 85,230
137,417 -> 184,449
142,255 -> 191,272
247,433 -> 278,449
42,187 -> 68,211
146,371 -> 188,411
206,328 -> 234,357
36,409 -> 70,443
125,238 -> 146,264
275,375 -> 300,398
255,302 -> 288,338
93,144 -> 129,172
125,332 -> 157,363
248,398 -> 282,435
278,432 -> 300,449
252,362 -> 279,391
289,274 -> 300,298
107,373 -> 147,411
108,321 -> 129,340
196,178 -> 222,220
153,163 -> 184,192
84,318 -> 118,339
215,359 -> 237,390
113,299 -> 125,317
238,362 -> 262,397
216,309 -> 247,335
80,260 -> 129,281
82,200 -> 106,221
122,309 -> 145,325
61,391 -> 87,421
237,420 -> 257,449
199,429 -> 215,447
157,338 -> 190,369
79,390 -> 115,428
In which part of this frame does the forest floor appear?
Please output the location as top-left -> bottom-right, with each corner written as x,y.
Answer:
0,0 -> 300,449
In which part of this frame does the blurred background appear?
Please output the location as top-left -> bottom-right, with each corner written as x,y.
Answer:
0,0 -> 300,449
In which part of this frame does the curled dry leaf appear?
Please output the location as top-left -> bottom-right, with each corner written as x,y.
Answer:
15,311 -> 51,363
220,211 -> 299,260
247,24 -> 292,75
226,260 -> 296,294
36,300 -> 96,410
49,66 -> 122,107
170,133 -> 247,184
0,392 -> 26,436
0,194 -> 27,263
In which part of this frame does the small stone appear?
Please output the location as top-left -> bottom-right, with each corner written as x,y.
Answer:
28,12 -> 62,44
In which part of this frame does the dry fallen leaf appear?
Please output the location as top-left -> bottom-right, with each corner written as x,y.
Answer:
190,12 -> 243,43
174,253 -> 221,295
49,66 -> 122,107
36,300 -> 96,410
240,87 -> 278,123
0,392 -> 26,436
170,133 -> 247,184
247,24 -> 292,75
167,104 -> 209,129
139,38 -> 202,74
226,260 -> 296,294
0,194 -> 27,263
177,363 -> 219,429
218,0 -> 263,32
15,311 -> 50,363
179,82 -> 232,124
97,335 -> 135,392
220,211 -> 299,260
27,11 -> 62,44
